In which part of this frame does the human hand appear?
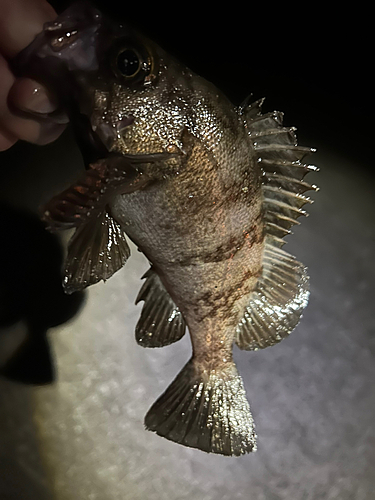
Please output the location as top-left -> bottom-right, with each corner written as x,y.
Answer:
0,0 -> 68,151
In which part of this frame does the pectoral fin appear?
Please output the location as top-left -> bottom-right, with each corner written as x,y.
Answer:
42,151 -> 176,292
42,156 -> 149,232
63,210 -> 130,294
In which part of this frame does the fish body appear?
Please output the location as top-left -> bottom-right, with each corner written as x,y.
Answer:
109,84 -> 264,358
12,2 -> 317,455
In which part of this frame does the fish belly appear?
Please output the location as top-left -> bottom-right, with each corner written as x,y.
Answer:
110,178 -> 264,358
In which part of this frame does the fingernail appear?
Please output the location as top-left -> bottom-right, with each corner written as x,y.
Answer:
11,78 -> 58,114
23,85 -> 57,114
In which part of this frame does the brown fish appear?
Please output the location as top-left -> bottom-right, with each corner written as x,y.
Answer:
11,2 -> 317,456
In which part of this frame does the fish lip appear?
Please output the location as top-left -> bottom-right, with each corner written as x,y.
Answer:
11,2 -> 103,77
43,1 -> 102,37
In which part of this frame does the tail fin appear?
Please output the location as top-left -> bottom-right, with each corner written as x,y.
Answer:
144,359 -> 257,456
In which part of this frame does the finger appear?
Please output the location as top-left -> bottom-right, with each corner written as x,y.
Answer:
0,53 -> 40,141
9,77 -> 59,115
0,0 -> 56,58
0,53 -> 66,144
9,77 -> 68,143
0,127 -> 17,152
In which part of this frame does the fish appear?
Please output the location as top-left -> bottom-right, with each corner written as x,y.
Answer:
11,1 -> 317,456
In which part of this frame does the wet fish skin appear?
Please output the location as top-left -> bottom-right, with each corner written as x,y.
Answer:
11,2 -> 315,455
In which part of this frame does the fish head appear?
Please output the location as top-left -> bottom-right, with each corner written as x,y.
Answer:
11,2 -> 201,164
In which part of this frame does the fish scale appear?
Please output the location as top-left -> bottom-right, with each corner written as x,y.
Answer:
11,1 -> 317,456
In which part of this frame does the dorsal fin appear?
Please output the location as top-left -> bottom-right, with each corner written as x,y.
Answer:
235,97 -> 317,350
135,268 -> 186,348
241,97 -> 318,247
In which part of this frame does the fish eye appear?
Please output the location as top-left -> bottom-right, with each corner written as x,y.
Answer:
111,39 -> 154,85
116,48 -> 141,78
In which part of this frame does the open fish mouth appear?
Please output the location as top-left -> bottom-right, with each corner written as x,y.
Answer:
10,2 -> 109,166
42,2 -> 102,54
10,2 -> 170,168
11,2 -> 103,77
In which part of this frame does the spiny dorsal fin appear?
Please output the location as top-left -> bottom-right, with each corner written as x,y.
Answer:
135,268 -> 186,348
241,97 -> 318,245
63,211 -> 130,294
235,243 -> 309,350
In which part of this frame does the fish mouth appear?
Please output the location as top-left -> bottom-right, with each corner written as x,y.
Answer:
10,2 -> 118,167
13,2 -> 103,70
11,2 -> 177,169
11,3 -> 103,81
42,2 -> 102,49
11,2 -> 140,168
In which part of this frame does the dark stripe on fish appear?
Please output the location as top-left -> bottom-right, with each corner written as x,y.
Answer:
186,266 -> 263,323
174,219 -> 263,267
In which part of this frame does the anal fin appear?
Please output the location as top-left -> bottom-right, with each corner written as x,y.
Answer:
63,210 -> 130,294
235,242 -> 309,350
135,268 -> 186,347
145,359 -> 257,456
